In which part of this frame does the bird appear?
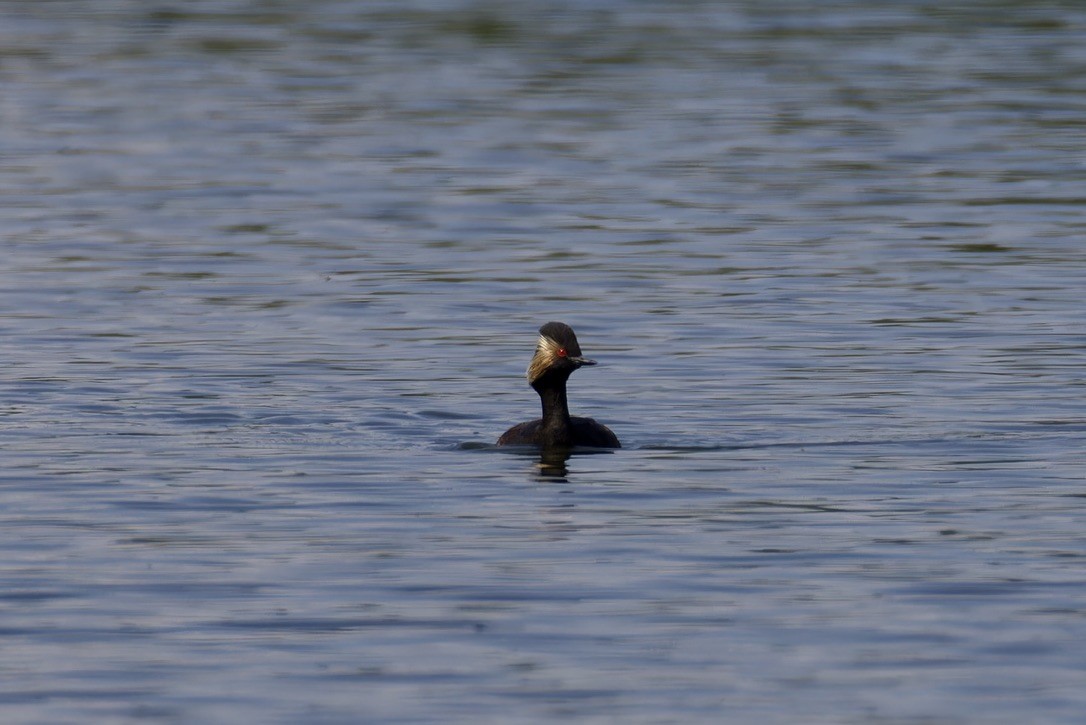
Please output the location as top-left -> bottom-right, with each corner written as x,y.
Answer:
497,321 -> 620,449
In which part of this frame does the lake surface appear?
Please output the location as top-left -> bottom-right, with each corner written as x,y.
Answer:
3,1 -> 1086,722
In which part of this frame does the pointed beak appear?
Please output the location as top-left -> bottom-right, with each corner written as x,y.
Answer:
569,356 -> 596,367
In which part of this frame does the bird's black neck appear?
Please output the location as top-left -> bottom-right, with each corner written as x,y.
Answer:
533,373 -> 573,446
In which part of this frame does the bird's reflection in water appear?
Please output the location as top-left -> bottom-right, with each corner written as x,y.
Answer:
536,447 -> 571,478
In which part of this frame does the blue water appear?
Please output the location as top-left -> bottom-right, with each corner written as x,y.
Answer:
3,1 -> 1086,722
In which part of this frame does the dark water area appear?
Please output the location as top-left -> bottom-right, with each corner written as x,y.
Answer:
3,1 -> 1086,722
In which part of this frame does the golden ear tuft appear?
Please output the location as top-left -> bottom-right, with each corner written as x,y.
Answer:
526,334 -> 562,383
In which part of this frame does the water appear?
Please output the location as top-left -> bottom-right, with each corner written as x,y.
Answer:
3,1 -> 1086,722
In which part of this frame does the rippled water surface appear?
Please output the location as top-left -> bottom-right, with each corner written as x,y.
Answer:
4,1 -> 1086,722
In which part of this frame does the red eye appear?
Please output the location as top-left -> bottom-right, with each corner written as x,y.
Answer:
557,347 -> 567,357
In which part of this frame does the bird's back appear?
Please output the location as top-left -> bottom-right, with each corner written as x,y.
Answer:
497,417 -> 620,448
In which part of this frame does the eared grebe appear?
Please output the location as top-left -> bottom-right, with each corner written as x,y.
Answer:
497,322 -> 620,449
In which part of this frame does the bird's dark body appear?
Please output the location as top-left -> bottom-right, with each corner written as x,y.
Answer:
498,416 -> 621,448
